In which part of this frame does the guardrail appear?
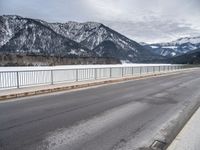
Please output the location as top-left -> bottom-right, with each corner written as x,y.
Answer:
0,64 -> 183,90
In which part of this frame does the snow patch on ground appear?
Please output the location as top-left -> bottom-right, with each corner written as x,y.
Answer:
69,50 -> 78,55
162,46 -> 177,49
120,60 -> 131,64
171,52 -> 177,56
150,45 -> 159,49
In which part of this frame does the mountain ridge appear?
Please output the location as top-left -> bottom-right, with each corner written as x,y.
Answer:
146,36 -> 200,57
0,15 -> 160,63
0,15 -> 93,57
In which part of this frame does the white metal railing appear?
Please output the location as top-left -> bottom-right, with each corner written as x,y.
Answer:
0,64 -> 183,90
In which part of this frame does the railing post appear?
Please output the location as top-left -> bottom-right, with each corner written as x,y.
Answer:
110,68 -> 112,78
153,66 -> 155,74
122,67 -> 124,77
51,70 -> 54,85
140,67 -> 142,76
76,69 -> 79,82
94,68 -> 97,80
16,71 -> 20,88
132,67 -> 134,76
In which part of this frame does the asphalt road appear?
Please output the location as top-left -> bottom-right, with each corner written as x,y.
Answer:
1,69 -> 200,150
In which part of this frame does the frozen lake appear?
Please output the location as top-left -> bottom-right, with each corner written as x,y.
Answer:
0,64 -> 173,71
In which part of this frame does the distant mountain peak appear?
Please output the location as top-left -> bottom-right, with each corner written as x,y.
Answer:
2,14 -> 22,19
173,36 -> 200,45
145,36 -> 200,57
66,21 -> 102,27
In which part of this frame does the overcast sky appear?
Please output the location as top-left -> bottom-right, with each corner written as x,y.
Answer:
1,0 -> 200,43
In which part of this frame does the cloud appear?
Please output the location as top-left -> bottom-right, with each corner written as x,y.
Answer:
103,19 -> 200,43
0,0 -> 200,43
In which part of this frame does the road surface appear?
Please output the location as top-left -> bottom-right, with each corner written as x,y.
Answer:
0,69 -> 200,150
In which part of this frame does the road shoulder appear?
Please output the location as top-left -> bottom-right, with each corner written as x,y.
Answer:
167,107 -> 200,150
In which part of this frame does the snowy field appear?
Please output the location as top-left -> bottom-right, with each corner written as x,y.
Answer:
0,64 -> 182,90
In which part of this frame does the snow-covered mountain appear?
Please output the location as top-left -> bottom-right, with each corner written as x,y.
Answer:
0,15 -> 160,62
41,20 -> 160,62
146,36 -> 200,57
168,48 -> 200,64
0,15 -> 93,57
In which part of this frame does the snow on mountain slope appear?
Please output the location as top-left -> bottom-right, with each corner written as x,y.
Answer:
45,21 -> 160,62
172,36 -> 200,45
0,15 -> 160,62
49,21 -> 103,46
0,15 -> 28,46
0,15 -> 94,57
147,36 -> 200,57
46,21 -> 140,51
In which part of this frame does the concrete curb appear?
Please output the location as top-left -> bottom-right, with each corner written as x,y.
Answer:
0,69 -> 194,101
167,106 -> 200,150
